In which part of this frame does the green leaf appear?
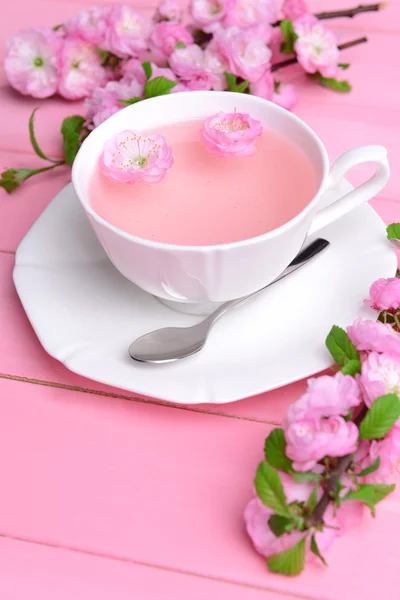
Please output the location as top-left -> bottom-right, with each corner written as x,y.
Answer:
224,72 -> 237,90
344,483 -> 395,517
306,487 -> 318,512
311,535 -> 327,566
280,20 -> 298,54
254,462 -> 290,516
28,108 -> 58,163
264,429 -> 292,473
118,97 -> 142,106
292,471 -> 321,483
338,63 -> 350,70
96,48 -> 111,66
334,479 -> 344,506
175,41 -> 186,49
325,325 -> 361,373
341,359 -> 361,376
387,223 -> 400,241
53,24 -> 63,31
312,73 -> 352,92
236,80 -> 249,93
359,393 -> 400,440
0,163 -> 63,193
144,76 -> 177,99
142,61 -> 153,80
267,537 -> 306,576
224,72 -> 249,93
357,456 -> 381,477
264,429 -> 320,485
344,410 -> 353,422
61,115 -> 86,165
268,514 -> 295,537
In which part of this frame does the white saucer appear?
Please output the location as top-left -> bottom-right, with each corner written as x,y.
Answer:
13,182 -> 397,405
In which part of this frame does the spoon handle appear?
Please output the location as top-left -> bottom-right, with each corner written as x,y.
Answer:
204,238 -> 330,328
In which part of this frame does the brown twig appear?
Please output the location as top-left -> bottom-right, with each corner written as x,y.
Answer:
310,405 -> 368,526
271,36 -> 368,72
272,3 -> 385,27
314,3 -> 384,21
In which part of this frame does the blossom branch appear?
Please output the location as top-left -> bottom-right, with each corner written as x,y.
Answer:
310,404 -> 368,526
271,36 -> 368,72
272,3 -> 385,27
314,3 -> 385,22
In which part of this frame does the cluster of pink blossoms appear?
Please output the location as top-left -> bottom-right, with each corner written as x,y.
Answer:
4,0 -> 345,126
245,273 -> 400,569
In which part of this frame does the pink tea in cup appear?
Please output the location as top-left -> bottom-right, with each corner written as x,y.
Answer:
88,119 -> 318,246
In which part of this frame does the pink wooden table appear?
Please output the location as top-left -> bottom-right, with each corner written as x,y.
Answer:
1,1 -> 400,598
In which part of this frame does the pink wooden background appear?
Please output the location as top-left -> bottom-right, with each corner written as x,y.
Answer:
1,1 -> 400,598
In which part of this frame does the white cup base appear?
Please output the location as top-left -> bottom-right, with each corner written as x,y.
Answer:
156,296 -> 223,316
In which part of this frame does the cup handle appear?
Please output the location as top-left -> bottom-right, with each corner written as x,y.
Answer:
308,145 -> 390,236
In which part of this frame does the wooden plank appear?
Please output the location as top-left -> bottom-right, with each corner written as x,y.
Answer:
0,151 -> 71,252
0,536 -> 297,600
0,378 -> 399,600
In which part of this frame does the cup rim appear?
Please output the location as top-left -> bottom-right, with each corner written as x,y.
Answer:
72,91 -> 330,252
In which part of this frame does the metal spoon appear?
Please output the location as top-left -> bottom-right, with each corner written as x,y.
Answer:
129,238 -> 330,364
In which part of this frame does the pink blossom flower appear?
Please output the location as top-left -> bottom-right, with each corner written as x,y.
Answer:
190,0 -> 235,32
121,58 -> 182,92
334,498 -> 364,532
244,472 -> 361,560
269,27 -> 286,62
250,70 -> 296,109
4,27 -> 61,98
121,58 -> 177,86
120,58 -> 147,85
100,130 -> 174,184
104,4 -> 151,58
215,25 -> 272,83
285,416 -> 359,472
201,111 -> 263,158
169,45 -> 213,90
244,481 -> 308,558
85,78 -> 144,128
365,278 -> 400,312
64,6 -> 110,45
223,0 -> 280,29
347,318 -> 400,356
151,64 -> 178,82
150,22 -> 194,57
293,15 -> 339,79
359,351 -> 400,408
245,496 -> 344,560
58,37 -> 107,100
154,0 -> 182,22
273,82 -> 297,110
203,46 -> 229,90
286,372 -> 362,425
249,69 -> 273,100
355,429 -> 400,484
282,0 -> 310,20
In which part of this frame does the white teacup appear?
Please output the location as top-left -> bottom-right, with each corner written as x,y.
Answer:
72,91 -> 390,315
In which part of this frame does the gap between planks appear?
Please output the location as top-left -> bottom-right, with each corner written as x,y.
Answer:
0,373 -> 281,426
0,533 -> 317,600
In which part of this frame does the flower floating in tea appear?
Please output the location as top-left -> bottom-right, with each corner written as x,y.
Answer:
100,130 -> 174,184
201,111 -> 263,157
